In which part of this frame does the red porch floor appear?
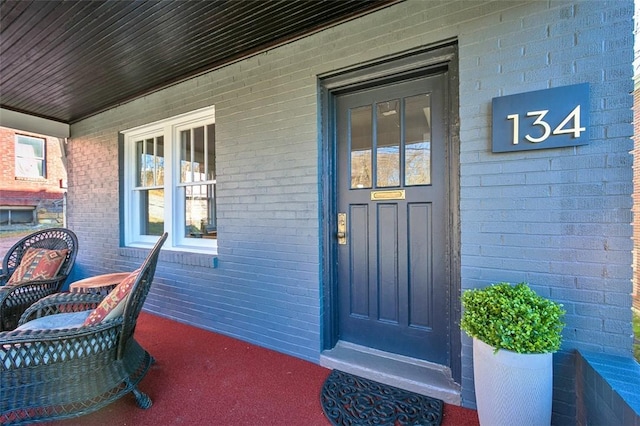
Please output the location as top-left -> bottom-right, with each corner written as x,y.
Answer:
47,312 -> 479,425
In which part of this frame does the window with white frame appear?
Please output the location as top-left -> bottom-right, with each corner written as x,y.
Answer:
122,106 -> 216,252
15,135 -> 46,178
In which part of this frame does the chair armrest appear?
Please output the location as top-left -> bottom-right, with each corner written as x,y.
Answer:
18,292 -> 104,325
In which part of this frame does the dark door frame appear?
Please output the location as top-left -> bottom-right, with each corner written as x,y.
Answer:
318,40 -> 462,382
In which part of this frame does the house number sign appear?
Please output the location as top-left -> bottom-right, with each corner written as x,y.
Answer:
492,83 -> 589,153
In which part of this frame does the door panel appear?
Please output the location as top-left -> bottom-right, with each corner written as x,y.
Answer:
336,72 -> 450,365
408,202 -> 432,329
349,204 -> 369,317
377,203 -> 398,323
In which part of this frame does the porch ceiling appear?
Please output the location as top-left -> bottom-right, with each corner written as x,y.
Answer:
0,0 -> 397,125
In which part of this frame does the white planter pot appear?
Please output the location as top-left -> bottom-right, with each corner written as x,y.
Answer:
473,337 -> 553,426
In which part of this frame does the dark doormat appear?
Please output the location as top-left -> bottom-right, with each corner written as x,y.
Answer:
321,369 -> 443,426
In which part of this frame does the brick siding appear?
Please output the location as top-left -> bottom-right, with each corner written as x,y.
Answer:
576,351 -> 640,425
633,82 -> 640,312
66,1 -> 634,423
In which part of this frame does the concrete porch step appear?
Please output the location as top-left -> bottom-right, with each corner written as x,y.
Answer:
319,340 -> 461,405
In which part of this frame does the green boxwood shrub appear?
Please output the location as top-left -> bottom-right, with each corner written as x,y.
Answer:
460,282 -> 565,354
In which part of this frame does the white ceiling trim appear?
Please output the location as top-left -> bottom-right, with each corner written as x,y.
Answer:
0,108 -> 70,138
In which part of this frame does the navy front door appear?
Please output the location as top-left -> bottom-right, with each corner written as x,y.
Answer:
335,71 -> 450,364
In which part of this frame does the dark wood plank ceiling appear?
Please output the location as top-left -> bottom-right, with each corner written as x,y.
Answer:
0,0 -> 397,124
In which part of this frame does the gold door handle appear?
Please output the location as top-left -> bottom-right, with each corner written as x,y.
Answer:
337,213 -> 347,245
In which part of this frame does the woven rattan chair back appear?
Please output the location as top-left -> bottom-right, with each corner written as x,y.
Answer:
2,228 -> 78,279
0,227 -> 78,331
118,232 -> 167,359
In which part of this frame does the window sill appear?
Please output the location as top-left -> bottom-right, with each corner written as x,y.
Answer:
15,176 -> 46,182
118,246 -> 218,269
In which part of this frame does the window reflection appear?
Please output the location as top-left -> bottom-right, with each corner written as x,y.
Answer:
15,135 -> 45,178
350,106 -> 373,189
404,94 -> 431,185
184,184 -> 216,238
180,124 -> 216,239
376,100 -> 400,187
348,93 -> 431,190
140,188 -> 164,236
136,137 -> 164,187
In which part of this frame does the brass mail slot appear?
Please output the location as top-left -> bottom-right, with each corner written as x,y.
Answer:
370,190 -> 405,201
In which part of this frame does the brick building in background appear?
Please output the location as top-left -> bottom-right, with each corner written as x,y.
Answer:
0,126 -> 67,227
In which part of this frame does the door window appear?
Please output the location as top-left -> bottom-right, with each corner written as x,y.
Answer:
376,100 -> 400,188
349,94 -> 432,190
404,94 -> 432,186
350,106 -> 373,189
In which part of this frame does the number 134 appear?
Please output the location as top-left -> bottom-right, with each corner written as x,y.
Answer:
507,105 -> 585,145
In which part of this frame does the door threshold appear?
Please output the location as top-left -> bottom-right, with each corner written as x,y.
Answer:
320,340 -> 461,405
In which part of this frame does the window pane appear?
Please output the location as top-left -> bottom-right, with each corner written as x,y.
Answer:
0,208 -> 35,225
180,130 -> 192,183
140,189 -> 164,236
17,136 -> 44,158
137,138 -> 158,187
193,126 -> 205,182
144,138 -> 155,186
15,135 -> 45,178
207,124 -> 216,181
376,100 -> 400,187
155,136 -> 165,186
350,106 -> 372,189
135,140 -> 144,186
15,157 -> 43,177
184,184 -> 216,239
405,94 -> 431,185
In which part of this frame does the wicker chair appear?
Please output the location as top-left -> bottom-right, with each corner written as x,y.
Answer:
0,232 -> 167,425
0,228 -> 79,331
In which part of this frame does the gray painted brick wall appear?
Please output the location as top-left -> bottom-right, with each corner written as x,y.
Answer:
456,3 -> 634,421
577,351 -> 640,426
67,1 -> 634,421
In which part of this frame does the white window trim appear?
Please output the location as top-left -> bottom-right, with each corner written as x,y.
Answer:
122,106 -> 216,254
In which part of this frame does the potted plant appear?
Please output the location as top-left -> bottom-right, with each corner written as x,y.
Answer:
460,282 -> 565,426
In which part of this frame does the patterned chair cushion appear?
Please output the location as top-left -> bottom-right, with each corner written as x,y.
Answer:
6,247 -> 69,285
83,269 -> 140,326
